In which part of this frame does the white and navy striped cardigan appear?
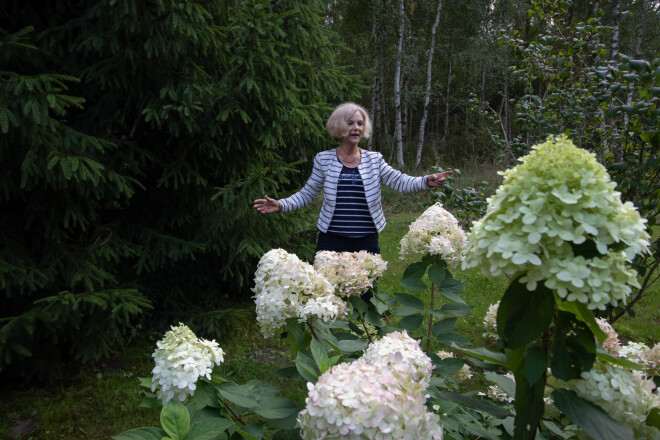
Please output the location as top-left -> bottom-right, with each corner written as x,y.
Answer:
279,149 -> 430,233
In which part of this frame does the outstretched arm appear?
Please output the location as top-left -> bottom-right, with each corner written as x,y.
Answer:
253,195 -> 282,214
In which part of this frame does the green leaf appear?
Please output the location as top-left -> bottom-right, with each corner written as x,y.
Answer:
437,391 -> 512,419
595,350 -> 642,370
459,347 -> 507,365
398,314 -> 423,332
557,300 -> 605,343
512,370 -> 545,440
187,419 -> 233,440
431,317 -> 458,338
437,277 -> 466,303
432,357 -> 465,376
552,389 -> 634,440
364,309 -> 385,327
439,303 -> 473,317
427,264 -> 447,286
336,338 -> 368,354
233,423 -> 263,440
401,261 -> 429,292
524,346 -> 546,386
550,312 -> 596,380
112,427 -> 165,440
369,296 -> 390,315
647,407 -> 660,429
435,332 -> 470,347
160,400 -> 190,440
139,396 -> 162,411
217,382 -> 259,408
310,338 -> 329,373
348,295 -> 368,313
497,279 -> 553,348
394,292 -> 425,310
253,398 -> 301,419
294,351 -> 319,383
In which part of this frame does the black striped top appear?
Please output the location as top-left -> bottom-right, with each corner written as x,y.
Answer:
327,164 -> 377,237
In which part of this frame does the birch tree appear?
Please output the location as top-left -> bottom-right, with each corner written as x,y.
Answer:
415,0 -> 443,169
394,0 -> 405,168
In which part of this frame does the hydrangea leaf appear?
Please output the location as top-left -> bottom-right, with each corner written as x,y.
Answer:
401,261 -> 429,292
160,400 -> 190,440
552,389 -> 635,440
398,314 -> 424,332
187,419 -> 233,440
512,369 -> 546,440
550,312 -> 596,380
496,279 -> 554,348
524,346 -> 546,386
431,317 -> 458,337
437,390 -> 513,419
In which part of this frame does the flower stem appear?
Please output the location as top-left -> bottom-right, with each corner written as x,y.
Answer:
426,282 -> 435,352
223,400 -> 246,425
306,321 -> 320,342
359,314 -> 374,343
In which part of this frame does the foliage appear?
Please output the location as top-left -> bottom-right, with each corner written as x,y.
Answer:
0,0 -> 358,377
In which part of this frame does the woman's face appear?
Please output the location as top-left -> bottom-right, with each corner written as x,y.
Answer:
345,110 -> 365,145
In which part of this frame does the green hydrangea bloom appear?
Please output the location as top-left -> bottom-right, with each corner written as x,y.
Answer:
462,135 -> 649,310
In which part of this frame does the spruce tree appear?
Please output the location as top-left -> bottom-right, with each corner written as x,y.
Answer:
1,0 -> 357,377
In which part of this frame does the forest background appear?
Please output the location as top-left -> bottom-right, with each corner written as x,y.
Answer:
1,0 -> 659,382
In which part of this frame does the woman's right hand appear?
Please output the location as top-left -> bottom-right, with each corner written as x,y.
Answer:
253,195 -> 282,214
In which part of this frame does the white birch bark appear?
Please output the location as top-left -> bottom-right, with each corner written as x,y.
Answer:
394,0 -> 405,168
415,0 -> 443,169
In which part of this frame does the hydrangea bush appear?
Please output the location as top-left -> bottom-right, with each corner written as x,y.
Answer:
462,135 -> 650,310
253,248 -> 346,337
314,250 -> 387,297
151,323 -> 224,403
400,202 -> 467,264
298,332 -> 443,440
361,330 -> 433,388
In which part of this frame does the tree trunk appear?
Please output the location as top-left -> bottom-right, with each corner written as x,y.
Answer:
611,0 -> 620,60
415,0 -> 443,169
394,0 -> 405,168
443,49 -> 452,144
368,0 -> 379,151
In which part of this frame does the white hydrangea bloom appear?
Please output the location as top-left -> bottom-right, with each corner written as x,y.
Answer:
619,341 -> 651,361
298,359 -> 443,440
361,330 -> 434,388
253,249 -> 346,338
462,135 -> 650,310
151,323 -> 225,403
314,250 -> 387,297
595,317 -> 621,354
482,302 -> 499,340
484,372 -> 516,403
436,350 -> 473,382
400,203 -> 467,265
569,361 -> 660,438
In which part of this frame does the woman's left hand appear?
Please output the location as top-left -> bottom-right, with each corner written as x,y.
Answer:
426,170 -> 453,188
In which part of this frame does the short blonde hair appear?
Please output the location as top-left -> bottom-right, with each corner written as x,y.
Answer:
326,102 -> 373,139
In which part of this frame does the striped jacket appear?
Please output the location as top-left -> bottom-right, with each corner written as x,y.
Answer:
279,149 -> 430,233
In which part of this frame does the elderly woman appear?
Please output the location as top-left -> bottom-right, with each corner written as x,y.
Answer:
253,102 -> 450,254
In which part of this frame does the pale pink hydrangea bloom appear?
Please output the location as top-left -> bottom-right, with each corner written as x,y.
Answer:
570,362 -> 660,438
482,302 -> 500,340
400,203 -> 467,265
253,249 -> 346,338
314,250 -> 387,297
436,350 -> 473,382
483,372 -> 516,403
595,317 -> 621,354
639,343 -> 660,376
151,323 -> 225,403
361,330 -> 434,388
298,359 -> 443,440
